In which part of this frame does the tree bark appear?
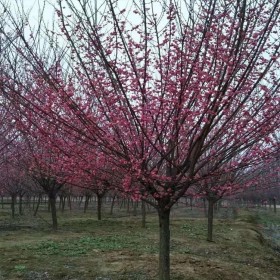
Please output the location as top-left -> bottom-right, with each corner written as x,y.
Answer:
133,201 -> 137,216
34,195 -> 41,216
158,208 -> 171,280
32,196 -> 36,209
127,199 -> 130,212
11,195 -> 16,218
110,195 -> 116,215
97,195 -> 102,220
273,198 -> 277,213
119,199 -> 124,209
84,195 -> 90,213
19,195 -> 23,215
207,199 -> 215,242
68,195 -> 72,210
26,195 -> 31,208
61,196 -> 66,212
49,193 -> 58,230
78,196 -> 83,208
141,200 -> 146,228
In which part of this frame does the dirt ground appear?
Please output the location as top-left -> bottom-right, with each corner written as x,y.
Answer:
0,203 -> 280,279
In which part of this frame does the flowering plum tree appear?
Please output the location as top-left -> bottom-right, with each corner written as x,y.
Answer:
65,143 -> 119,220
194,167 -> 256,242
1,0 -> 280,279
239,153 -> 280,211
191,138 -> 279,241
13,110 -> 72,230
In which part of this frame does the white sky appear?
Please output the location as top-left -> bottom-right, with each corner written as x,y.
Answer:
5,0 -> 164,29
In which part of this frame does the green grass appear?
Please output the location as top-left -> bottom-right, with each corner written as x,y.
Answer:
0,205 -> 280,279
22,234 -> 158,257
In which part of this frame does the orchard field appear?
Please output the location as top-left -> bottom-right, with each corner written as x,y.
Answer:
1,0 -> 280,279
0,199 -> 280,280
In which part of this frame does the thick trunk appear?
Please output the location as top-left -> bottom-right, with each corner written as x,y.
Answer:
49,193 -> 58,230
207,199 -> 215,242
97,195 -> 102,221
141,200 -> 146,228
158,208 -> 171,280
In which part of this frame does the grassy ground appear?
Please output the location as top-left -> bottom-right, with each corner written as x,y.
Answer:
0,203 -> 280,280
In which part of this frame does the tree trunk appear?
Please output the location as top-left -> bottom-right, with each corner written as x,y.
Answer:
133,201 -> 137,216
127,199 -> 130,212
110,195 -> 116,215
119,199 -> 124,209
32,196 -> 36,209
97,195 -> 102,221
26,195 -> 31,208
207,199 -> 215,242
79,196 -> 83,208
84,195 -> 90,213
214,201 -> 218,212
49,193 -> 58,230
61,196 -> 66,212
273,198 -> 277,213
19,195 -> 23,215
147,201 -> 151,211
158,208 -> 171,280
141,200 -> 146,228
34,195 -> 41,216
68,195 -> 72,210
11,195 -> 16,218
